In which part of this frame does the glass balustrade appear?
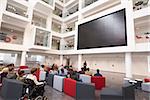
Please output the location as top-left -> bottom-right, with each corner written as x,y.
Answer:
41,0 -> 54,6
0,23 -> 24,45
6,3 -> 28,17
34,28 -> 50,47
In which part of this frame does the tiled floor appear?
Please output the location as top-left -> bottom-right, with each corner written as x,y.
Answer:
0,71 -> 150,100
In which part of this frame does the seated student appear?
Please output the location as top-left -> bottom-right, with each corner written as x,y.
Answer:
85,68 -> 93,76
17,70 -> 25,81
40,65 -> 49,77
6,67 -> 17,79
50,64 -> 58,75
40,65 -> 45,71
59,68 -> 67,76
70,71 -> 80,81
25,68 -> 44,85
94,69 -> 102,77
1,63 -> 14,73
79,68 -> 85,74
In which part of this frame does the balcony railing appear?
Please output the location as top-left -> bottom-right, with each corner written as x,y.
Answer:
64,4 -> 78,17
34,28 -> 50,47
6,3 -> 28,17
32,15 -> 47,28
83,0 -> 98,8
133,0 -> 149,11
0,31 -> 23,45
41,0 -> 54,6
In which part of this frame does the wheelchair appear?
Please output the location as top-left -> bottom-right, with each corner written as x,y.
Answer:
20,78 -> 48,100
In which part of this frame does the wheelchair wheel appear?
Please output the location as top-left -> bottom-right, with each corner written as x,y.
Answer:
43,96 -> 48,100
34,96 -> 43,100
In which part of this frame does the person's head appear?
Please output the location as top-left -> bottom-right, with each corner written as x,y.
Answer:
81,67 -> 84,71
10,63 -> 14,67
41,65 -> 44,68
87,68 -> 90,71
6,63 -> 14,68
31,68 -> 37,75
61,68 -> 64,74
18,70 -> 25,77
83,61 -> 87,66
96,69 -> 100,73
8,67 -> 14,73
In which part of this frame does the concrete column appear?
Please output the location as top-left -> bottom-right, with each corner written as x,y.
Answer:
60,55 -> 63,65
27,0 -> 37,21
20,51 -> 27,66
0,0 -> 7,19
125,52 -> 132,78
148,55 -> 150,76
78,54 -> 82,71
46,14 -> 52,30
80,0 -> 85,9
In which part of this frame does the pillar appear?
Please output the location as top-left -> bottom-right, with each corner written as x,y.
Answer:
60,55 -> 63,65
125,52 -> 132,78
78,54 -> 82,71
148,55 -> 150,76
20,51 -> 27,66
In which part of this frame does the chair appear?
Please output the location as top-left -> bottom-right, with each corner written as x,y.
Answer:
100,83 -> 135,100
39,71 -> 46,81
1,78 -> 24,100
79,74 -> 91,83
91,76 -> 105,90
122,83 -> 135,100
63,78 -> 76,97
100,88 -> 123,100
46,74 -> 54,87
19,66 -> 28,69
76,82 -> 95,100
142,82 -> 150,92
144,78 -> 150,82
53,75 -> 65,92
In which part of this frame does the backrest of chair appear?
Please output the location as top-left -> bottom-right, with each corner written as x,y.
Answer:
23,78 -> 36,87
19,66 -> 28,69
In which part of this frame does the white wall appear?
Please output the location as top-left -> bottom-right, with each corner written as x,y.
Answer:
45,55 -> 60,65
132,53 -> 149,76
67,53 -> 149,76
82,53 -> 125,73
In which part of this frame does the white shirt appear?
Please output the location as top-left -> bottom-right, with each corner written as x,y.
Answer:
24,74 -> 44,85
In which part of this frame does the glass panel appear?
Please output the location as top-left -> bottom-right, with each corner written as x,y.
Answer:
52,38 -> 60,50
64,22 -> 76,32
0,52 -> 21,67
84,0 -> 98,8
64,4 -> 78,17
135,16 -> 150,44
0,23 -> 24,45
32,13 -> 47,28
41,0 -> 54,6
34,28 -> 50,47
65,0 -> 70,3
52,22 -> 61,33
59,0 -> 63,3
133,0 -> 149,11
26,54 -> 45,67
6,3 -> 28,17
53,7 -> 63,17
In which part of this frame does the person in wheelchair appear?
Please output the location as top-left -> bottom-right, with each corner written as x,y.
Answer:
22,68 -> 46,100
